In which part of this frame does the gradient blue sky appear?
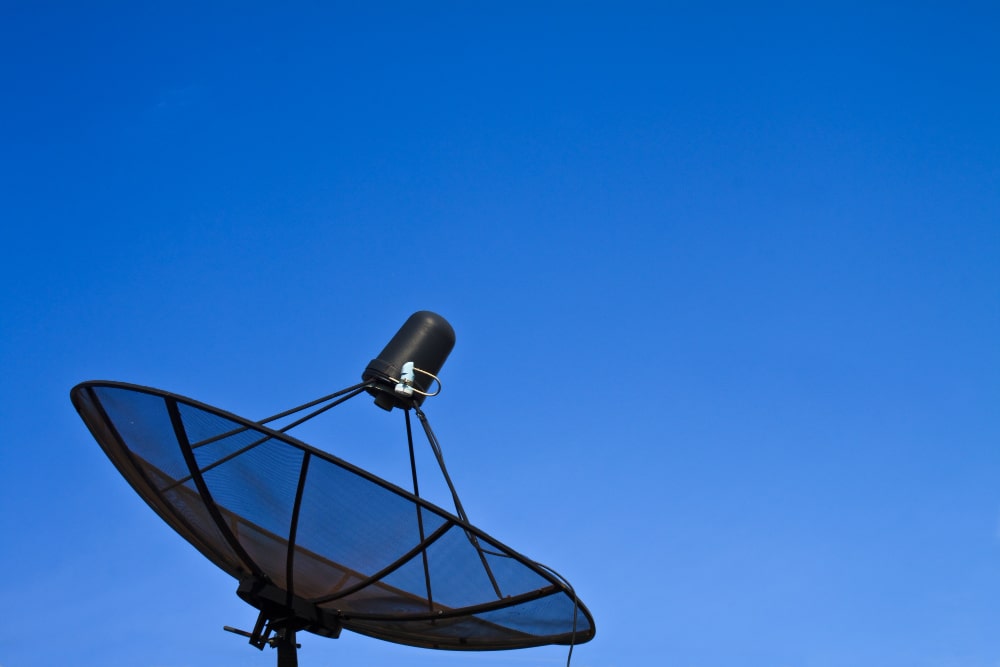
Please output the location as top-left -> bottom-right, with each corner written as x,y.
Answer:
2,3 -> 999,666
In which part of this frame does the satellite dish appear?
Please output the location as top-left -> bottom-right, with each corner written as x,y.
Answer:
71,312 -> 595,666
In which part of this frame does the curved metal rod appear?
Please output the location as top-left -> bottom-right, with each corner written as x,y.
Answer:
166,397 -> 265,580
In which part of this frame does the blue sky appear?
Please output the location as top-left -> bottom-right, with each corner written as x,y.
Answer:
2,2 -> 999,666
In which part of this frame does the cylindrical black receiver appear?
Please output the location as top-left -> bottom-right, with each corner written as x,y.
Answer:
362,311 -> 456,411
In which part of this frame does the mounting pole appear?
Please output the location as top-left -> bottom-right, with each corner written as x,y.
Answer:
275,628 -> 298,667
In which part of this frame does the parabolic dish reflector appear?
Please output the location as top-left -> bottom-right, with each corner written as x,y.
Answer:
71,380 -> 595,650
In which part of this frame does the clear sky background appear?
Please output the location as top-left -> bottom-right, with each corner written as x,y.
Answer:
2,3 -> 999,667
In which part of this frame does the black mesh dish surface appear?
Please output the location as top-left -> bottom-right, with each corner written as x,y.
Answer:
71,381 -> 595,650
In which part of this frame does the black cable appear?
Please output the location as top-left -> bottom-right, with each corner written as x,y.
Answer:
533,560 -> 579,667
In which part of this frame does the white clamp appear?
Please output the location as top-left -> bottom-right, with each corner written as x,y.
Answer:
394,361 -> 416,397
